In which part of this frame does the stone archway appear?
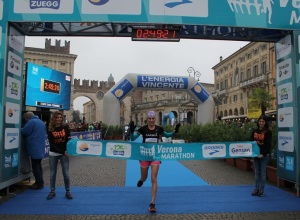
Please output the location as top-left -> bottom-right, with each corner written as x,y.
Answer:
66,79 -> 115,123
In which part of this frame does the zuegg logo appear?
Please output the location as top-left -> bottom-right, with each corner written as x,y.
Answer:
30,0 -> 60,10
88,0 -> 110,5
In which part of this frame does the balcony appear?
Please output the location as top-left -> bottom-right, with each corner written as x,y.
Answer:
239,75 -> 266,88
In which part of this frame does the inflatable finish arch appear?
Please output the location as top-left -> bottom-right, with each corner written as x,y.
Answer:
103,73 -> 214,126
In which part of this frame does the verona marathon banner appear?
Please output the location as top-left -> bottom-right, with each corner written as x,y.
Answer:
67,139 -> 260,161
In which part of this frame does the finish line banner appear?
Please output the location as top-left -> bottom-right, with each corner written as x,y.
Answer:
67,139 -> 260,161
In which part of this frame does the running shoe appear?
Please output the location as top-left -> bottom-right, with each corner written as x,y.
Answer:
65,191 -> 73,199
47,191 -> 56,200
149,203 -> 156,212
257,190 -> 264,197
251,188 -> 259,196
137,180 -> 143,187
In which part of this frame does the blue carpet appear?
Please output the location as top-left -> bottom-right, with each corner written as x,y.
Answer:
125,160 -> 209,186
0,185 -> 300,214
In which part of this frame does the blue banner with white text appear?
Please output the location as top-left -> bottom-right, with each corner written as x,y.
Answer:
67,139 -> 260,161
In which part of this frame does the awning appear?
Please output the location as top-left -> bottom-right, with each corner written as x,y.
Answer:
221,115 -> 247,120
265,110 -> 276,115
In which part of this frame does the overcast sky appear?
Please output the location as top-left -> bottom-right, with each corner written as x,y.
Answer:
25,36 -> 248,112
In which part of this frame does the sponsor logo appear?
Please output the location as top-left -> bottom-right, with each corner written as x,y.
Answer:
278,107 -> 293,127
229,143 -> 253,157
9,27 -> 25,54
277,82 -> 292,104
4,155 -> 11,168
29,0 -> 60,10
227,0 -> 274,24
76,141 -> 102,155
150,0 -> 208,17
276,35 -> 291,60
106,142 -> 131,158
112,144 -> 125,156
7,77 -> 21,100
14,0 -> 73,14
5,128 -> 19,149
82,0 -> 141,15
88,0 -> 109,5
276,58 -> 292,82
32,66 -> 39,75
79,143 -> 89,151
278,131 -> 294,152
8,51 -> 22,76
12,153 -> 18,167
165,0 -> 194,8
285,156 -> 294,171
202,144 -> 226,158
278,156 -> 284,168
5,101 -> 22,124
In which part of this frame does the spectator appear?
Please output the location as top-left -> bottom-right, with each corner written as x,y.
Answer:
21,112 -> 46,189
46,111 -> 73,200
250,114 -> 272,197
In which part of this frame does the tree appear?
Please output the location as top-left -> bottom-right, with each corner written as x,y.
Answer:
249,88 -> 275,115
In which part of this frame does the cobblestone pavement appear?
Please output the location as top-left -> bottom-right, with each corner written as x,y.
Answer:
0,157 -> 300,220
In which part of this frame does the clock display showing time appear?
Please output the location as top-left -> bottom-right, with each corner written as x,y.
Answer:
40,79 -> 60,94
132,28 -> 180,42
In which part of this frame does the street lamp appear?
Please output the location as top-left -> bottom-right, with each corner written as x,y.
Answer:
187,67 -> 201,81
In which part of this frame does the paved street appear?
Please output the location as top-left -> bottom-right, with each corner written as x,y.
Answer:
0,156 -> 300,220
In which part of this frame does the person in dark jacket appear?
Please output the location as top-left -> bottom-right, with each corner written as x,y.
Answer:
21,112 -> 46,189
250,114 -> 272,197
46,111 -> 73,200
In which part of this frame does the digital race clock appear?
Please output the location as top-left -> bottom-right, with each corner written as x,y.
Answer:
132,28 -> 180,42
40,78 -> 60,94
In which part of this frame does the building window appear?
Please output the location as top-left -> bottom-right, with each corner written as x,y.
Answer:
253,65 -> 258,77
247,68 -> 251,79
42,60 -> 48,64
234,95 -> 238,102
221,81 -> 224,90
240,93 -> 243,101
60,62 -> 66,66
261,61 -> 267,74
234,72 -> 239,86
224,97 -> 228,104
240,71 -> 244,81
